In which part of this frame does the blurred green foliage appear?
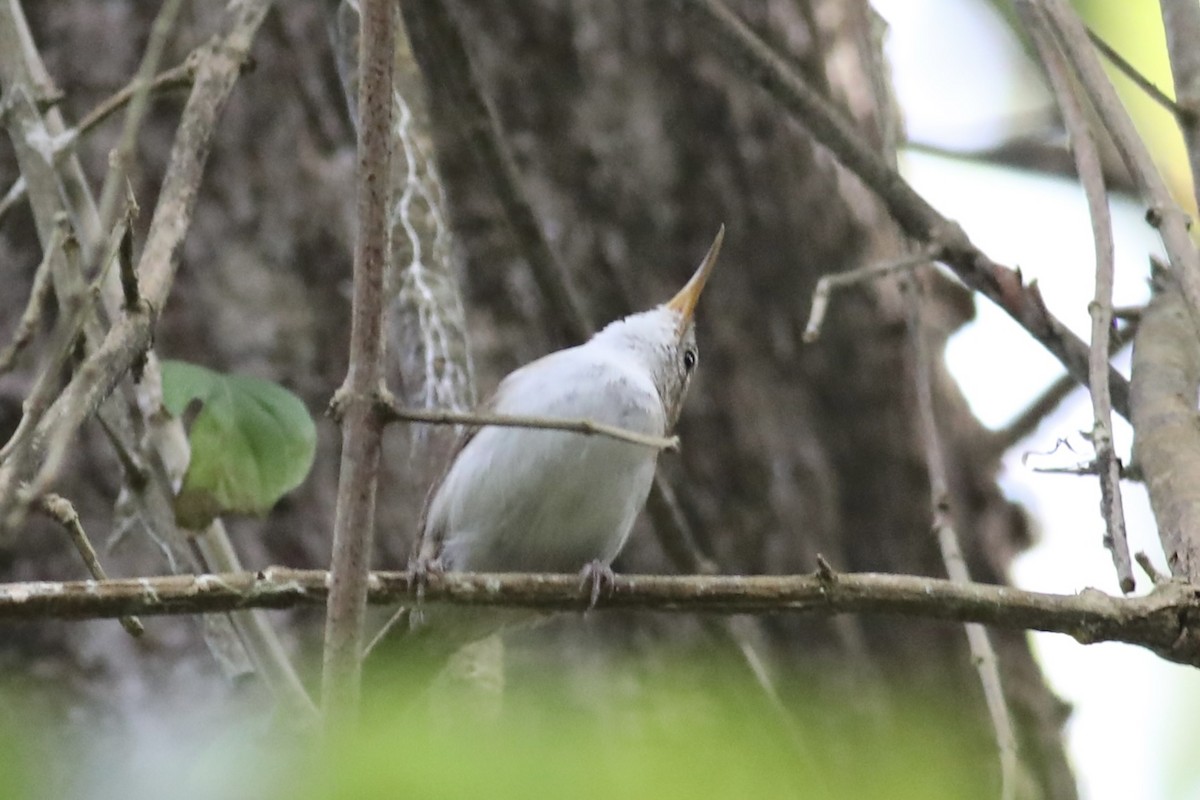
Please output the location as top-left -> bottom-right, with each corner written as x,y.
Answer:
0,656 -> 993,800
305,659 -> 982,800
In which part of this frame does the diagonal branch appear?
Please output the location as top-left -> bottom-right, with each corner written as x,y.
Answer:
681,0 -> 1131,418
1085,26 -> 1190,122
1033,0 -> 1200,336
0,59 -> 195,227
20,0 -> 273,502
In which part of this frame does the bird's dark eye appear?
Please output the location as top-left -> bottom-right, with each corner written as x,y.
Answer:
682,348 -> 697,372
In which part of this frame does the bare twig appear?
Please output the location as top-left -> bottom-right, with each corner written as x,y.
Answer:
380,399 -> 681,452
1159,0 -> 1200,212
0,60 -> 194,227
1033,0 -> 1200,335
91,0 -> 183,266
35,493 -> 143,637
3,568 -> 1200,664
0,216 -> 64,375
1030,462 -> 1122,478
988,320 -> 1138,458
195,523 -> 318,720
21,0 -> 273,503
1085,26 -> 1190,122
1023,4 -> 1134,593
904,274 -> 1023,800
682,0 -> 1131,418
803,247 -> 939,342
1,1 -> 282,696
1135,551 -> 1167,585
0,0 -> 98,250
0,234 -> 88,531
321,0 -> 395,727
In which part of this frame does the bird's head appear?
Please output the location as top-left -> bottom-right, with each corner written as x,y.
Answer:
592,226 -> 724,429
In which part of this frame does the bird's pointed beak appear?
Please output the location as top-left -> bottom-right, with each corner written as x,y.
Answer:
665,225 -> 724,331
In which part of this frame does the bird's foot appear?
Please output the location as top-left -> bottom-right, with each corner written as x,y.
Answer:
406,555 -> 444,628
578,559 -> 616,611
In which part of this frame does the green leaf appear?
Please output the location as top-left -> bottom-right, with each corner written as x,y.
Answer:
160,359 -> 317,530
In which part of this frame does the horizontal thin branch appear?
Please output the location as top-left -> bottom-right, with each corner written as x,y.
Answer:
381,398 -> 681,451
803,247 -> 939,342
2,568 -> 1199,666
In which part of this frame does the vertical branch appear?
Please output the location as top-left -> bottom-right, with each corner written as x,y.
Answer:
905,274 -> 1024,800
90,0 -> 183,270
1020,4 -> 1133,592
330,0 -> 477,440
321,0 -> 396,726
1035,0 -> 1200,334
1159,0 -> 1200,213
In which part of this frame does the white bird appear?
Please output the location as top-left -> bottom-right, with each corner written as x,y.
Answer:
375,227 -> 723,690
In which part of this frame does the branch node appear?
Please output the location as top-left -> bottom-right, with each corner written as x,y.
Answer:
814,553 -> 837,584
1135,551 -> 1167,586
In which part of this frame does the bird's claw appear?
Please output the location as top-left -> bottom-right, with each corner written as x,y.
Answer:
406,556 -> 444,628
579,559 -> 616,611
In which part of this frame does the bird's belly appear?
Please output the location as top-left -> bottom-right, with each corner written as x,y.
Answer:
440,427 -> 658,573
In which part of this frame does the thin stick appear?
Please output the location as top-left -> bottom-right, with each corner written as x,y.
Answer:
21,0 -> 273,505
0,235 -> 88,531
0,60 -> 194,226
3,568 -> 1200,664
381,400 -> 681,452
1035,0 -> 1200,336
196,522 -> 318,720
905,274 -> 1023,800
682,0 -> 1131,418
91,0 -> 183,278
1023,3 -> 1134,592
36,493 -> 143,636
803,247 -> 939,342
1085,26 -> 1190,122
988,320 -> 1138,458
0,217 -> 64,375
321,0 -> 396,728
1158,0 -> 1200,212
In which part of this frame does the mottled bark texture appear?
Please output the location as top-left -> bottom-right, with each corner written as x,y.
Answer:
0,2 -> 1073,796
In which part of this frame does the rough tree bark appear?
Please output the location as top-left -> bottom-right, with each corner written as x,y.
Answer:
0,2 -> 1074,797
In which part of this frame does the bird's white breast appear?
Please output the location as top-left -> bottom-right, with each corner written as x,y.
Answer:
428,344 -> 666,572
